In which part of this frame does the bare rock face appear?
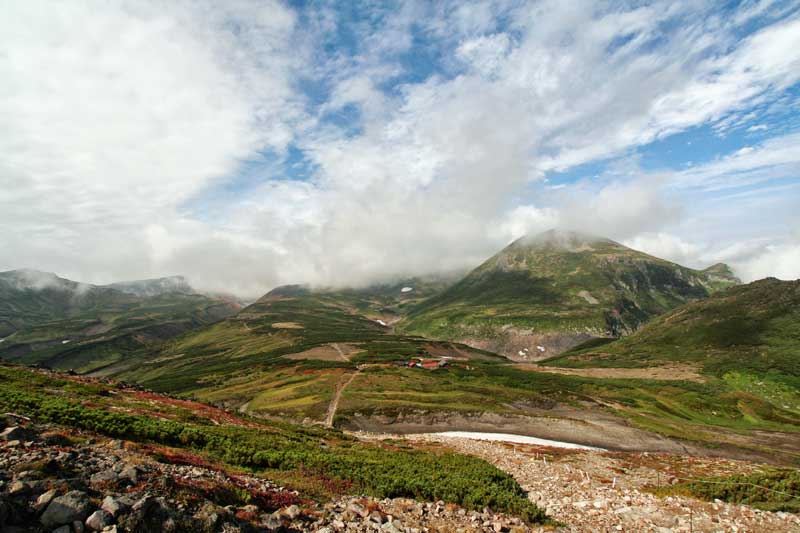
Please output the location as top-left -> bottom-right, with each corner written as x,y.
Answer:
85,509 -> 113,530
41,491 -> 91,528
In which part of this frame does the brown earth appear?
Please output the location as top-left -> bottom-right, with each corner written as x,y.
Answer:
514,363 -> 707,382
271,322 -> 304,329
284,343 -> 360,362
342,407 -> 796,465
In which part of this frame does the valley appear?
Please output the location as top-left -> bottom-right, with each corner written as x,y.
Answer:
1,230 -> 798,531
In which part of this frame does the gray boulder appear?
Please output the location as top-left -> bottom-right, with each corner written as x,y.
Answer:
100,496 -> 130,517
41,491 -> 91,528
85,509 -> 113,531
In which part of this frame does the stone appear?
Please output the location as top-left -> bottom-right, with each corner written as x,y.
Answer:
85,509 -> 113,531
35,489 -> 59,512
381,521 -> 403,533
119,465 -> 140,485
347,502 -> 369,518
52,526 -> 71,533
281,504 -> 301,519
73,520 -> 85,533
0,427 -> 29,442
100,496 -> 129,517
90,470 -> 119,485
263,512 -> 282,530
41,490 -> 91,528
8,480 -> 28,495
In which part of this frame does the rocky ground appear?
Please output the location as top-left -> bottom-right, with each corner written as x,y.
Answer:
0,420 -> 553,532
398,433 -> 800,533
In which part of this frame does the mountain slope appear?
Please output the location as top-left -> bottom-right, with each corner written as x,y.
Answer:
398,230 -> 739,360
0,269 -> 240,371
0,269 -> 137,337
108,283 -> 503,420
543,277 -> 800,379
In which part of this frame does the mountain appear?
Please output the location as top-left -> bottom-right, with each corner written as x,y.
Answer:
397,230 -> 740,360
0,269 -> 240,371
543,277 -> 800,380
0,269 -> 136,337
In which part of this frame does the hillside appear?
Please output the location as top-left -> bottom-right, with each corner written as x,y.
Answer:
100,281 -> 800,464
542,277 -> 800,380
398,230 -> 739,360
0,269 -> 137,337
0,363 -> 548,530
108,284 -> 505,421
0,270 -> 240,372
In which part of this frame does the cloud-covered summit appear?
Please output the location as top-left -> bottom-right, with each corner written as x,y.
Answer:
2,1 -> 799,297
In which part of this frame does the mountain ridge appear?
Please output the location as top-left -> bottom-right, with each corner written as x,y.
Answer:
398,229 -> 740,359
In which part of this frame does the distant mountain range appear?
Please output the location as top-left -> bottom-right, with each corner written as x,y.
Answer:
0,269 -> 240,371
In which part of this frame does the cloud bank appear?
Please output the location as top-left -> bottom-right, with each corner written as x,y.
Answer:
2,0 -> 799,296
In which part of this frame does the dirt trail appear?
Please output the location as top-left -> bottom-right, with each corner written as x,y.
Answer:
331,343 -> 349,362
325,371 -> 359,427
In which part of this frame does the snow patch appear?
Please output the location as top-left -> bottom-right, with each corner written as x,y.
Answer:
536,346 -> 546,352
61,340 -> 70,344
400,287 -> 413,293
427,431 -> 604,450
376,319 -> 387,326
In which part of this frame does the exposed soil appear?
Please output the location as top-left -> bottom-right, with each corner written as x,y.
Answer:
325,371 -> 360,427
284,343 -> 359,362
514,363 -> 707,382
271,322 -> 304,329
342,408 -> 794,465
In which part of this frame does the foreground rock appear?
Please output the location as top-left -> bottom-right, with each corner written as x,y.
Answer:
399,433 -> 800,533
0,421 -> 556,532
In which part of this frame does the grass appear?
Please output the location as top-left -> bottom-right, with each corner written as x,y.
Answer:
657,468 -> 800,512
0,363 -> 549,523
543,278 -> 800,380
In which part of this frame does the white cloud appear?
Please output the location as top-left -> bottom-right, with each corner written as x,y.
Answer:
2,1 -> 799,296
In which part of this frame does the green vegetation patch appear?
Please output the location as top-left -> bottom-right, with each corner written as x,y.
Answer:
0,364 -> 548,523
660,468 -> 800,512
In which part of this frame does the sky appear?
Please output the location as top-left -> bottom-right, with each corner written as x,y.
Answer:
2,0 -> 799,297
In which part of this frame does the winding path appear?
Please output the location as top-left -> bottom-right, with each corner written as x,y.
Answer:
325,371 -> 359,427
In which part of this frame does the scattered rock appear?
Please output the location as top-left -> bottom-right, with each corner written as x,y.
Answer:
41,490 -> 91,528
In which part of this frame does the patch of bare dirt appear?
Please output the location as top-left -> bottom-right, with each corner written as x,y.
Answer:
271,322 -> 304,329
515,363 -> 707,383
284,343 -> 360,362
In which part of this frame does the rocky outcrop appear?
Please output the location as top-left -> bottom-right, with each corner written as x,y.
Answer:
0,420 -> 555,532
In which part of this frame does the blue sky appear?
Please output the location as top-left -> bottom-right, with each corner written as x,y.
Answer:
2,0 -> 800,295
